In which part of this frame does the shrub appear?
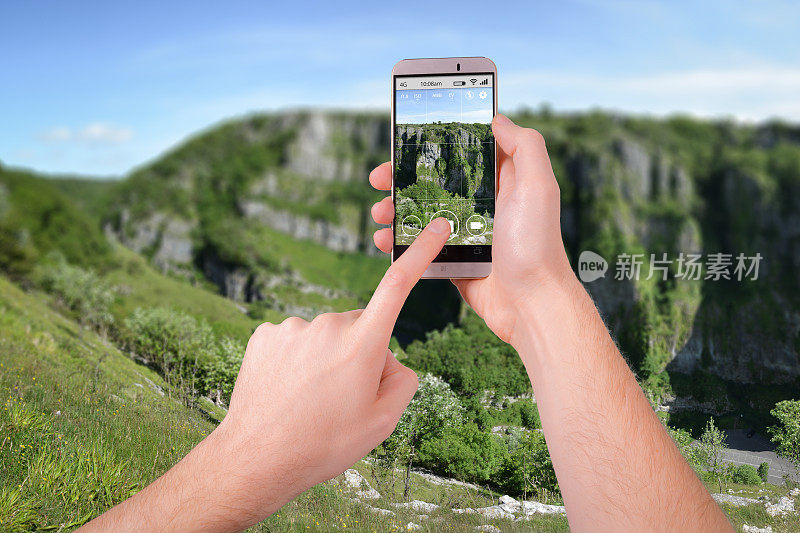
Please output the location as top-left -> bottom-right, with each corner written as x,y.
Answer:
380,374 -> 465,499
757,462 -> 770,483
417,423 -> 505,484
768,399 -> 800,478
698,417 -> 729,492
34,253 -> 115,334
200,337 -> 245,406
497,430 -> 558,499
124,307 -> 215,399
732,464 -> 762,485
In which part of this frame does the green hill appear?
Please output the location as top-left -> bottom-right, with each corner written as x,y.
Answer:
1,109 -> 800,531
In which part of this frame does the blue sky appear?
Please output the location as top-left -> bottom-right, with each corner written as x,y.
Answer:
2,0 -> 799,177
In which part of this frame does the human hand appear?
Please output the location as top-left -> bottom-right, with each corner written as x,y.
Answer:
214,217 -> 450,525
80,218 -> 451,533
370,114 -> 572,344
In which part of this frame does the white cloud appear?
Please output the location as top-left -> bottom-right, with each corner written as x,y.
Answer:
39,123 -> 133,144
502,66 -> 800,121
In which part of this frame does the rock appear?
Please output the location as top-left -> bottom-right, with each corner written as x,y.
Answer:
765,496 -> 795,517
520,500 -> 567,516
743,525 -> 773,533
363,505 -> 395,517
452,506 -> 515,520
405,522 -> 422,531
411,470 -> 483,491
393,500 -> 439,513
343,469 -> 381,500
712,493 -> 759,507
476,526 -> 502,533
498,495 -> 520,514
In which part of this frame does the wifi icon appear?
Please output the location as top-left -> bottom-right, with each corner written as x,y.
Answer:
469,78 -> 477,85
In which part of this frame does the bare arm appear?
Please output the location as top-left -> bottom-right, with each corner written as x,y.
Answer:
370,115 -> 732,531
80,218 -> 452,533
513,273 -> 728,531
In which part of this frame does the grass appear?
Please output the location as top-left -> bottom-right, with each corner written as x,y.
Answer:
251,225 -> 388,300
0,275 -> 218,530
0,272 -> 569,532
101,245 -> 270,341
1,267 -> 798,531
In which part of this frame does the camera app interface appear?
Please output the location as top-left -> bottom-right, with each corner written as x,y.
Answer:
393,74 -> 495,251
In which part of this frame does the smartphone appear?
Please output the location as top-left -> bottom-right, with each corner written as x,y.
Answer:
391,57 -> 497,278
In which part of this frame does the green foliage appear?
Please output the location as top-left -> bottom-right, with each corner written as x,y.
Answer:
698,417 -> 729,492
418,423 -> 505,485
768,400 -> 800,474
731,464 -> 762,485
33,253 -> 115,334
489,400 -> 541,430
123,307 -> 215,400
667,425 -> 704,472
498,431 -> 558,499
200,337 -> 245,406
380,373 -> 465,498
758,462 -> 770,483
0,168 -> 111,271
0,276 -> 217,530
403,309 -> 530,397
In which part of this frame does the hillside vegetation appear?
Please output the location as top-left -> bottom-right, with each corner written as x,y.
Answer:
2,108 -> 800,531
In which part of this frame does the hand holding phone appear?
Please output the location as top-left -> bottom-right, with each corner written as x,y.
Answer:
371,112 -> 571,344
390,57 -> 498,279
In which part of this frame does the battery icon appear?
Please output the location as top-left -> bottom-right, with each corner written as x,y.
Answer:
453,81 -> 466,86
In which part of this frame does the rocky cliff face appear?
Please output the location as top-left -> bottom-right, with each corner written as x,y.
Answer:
394,124 -> 494,198
107,110 -> 800,385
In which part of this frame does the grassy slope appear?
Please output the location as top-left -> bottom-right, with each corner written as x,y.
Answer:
103,244 -> 271,340
0,276 -> 217,530
0,274 -> 570,532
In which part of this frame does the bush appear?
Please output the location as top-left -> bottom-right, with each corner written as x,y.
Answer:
768,399 -> 800,476
417,423 -> 505,484
731,464 -> 762,485
497,430 -> 558,498
34,253 -> 115,334
124,307 -> 215,398
200,337 -> 245,406
758,462 -> 770,483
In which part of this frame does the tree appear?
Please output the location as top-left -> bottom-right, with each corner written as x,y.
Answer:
498,429 -> 558,500
667,425 -> 705,473
768,400 -> 800,482
698,417 -> 729,492
757,462 -> 770,483
382,373 -> 464,500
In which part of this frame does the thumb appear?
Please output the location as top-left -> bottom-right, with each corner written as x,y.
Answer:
372,350 -> 418,435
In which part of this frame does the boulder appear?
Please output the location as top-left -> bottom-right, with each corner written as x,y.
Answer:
343,469 -> 381,500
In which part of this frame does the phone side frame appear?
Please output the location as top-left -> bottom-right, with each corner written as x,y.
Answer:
390,57 -> 498,279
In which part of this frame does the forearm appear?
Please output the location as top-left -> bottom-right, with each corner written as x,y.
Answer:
511,274 -> 731,532
79,421 -> 299,533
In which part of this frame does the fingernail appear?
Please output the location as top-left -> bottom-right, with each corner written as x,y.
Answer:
429,217 -> 450,234
494,114 -> 512,127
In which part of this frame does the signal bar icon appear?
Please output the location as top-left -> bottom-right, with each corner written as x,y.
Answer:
479,78 -> 488,85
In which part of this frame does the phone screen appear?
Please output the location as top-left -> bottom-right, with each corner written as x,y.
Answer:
393,73 -> 495,262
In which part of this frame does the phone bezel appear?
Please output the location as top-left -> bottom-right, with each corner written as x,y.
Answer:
390,57 -> 498,279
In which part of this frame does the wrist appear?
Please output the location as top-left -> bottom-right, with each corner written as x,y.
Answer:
508,265 -> 590,357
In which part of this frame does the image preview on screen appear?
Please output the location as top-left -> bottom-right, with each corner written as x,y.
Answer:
393,74 -> 495,255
